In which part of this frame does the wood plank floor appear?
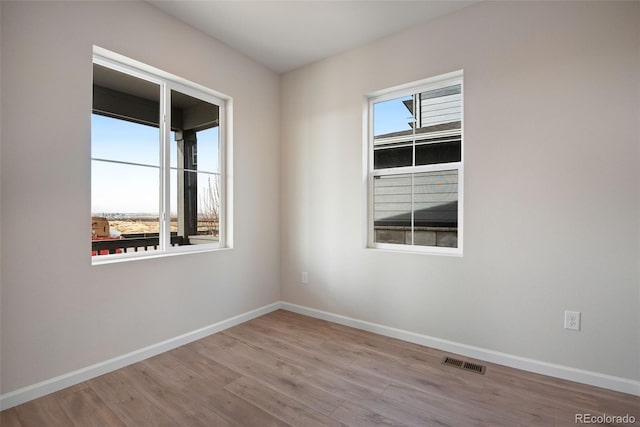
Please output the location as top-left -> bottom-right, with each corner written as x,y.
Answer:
2,310 -> 639,426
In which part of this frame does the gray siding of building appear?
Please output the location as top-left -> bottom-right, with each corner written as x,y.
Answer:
374,170 -> 458,227
419,84 -> 462,128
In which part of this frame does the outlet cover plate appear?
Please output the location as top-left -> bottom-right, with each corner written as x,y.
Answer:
564,310 -> 581,331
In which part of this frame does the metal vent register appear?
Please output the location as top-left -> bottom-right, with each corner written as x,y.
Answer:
442,356 -> 486,375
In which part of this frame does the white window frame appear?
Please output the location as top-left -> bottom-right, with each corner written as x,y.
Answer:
92,46 -> 233,264
364,70 -> 463,256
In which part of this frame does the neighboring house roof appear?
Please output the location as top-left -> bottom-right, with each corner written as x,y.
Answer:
375,121 -> 461,140
374,121 -> 461,147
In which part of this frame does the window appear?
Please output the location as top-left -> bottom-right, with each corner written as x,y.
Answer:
91,48 -> 230,261
366,71 -> 463,255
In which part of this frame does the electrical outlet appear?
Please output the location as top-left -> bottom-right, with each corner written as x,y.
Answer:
564,310 -> 581,331
302,272 -> 309,284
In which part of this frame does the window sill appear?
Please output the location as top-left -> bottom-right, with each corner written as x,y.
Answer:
91,246 -> 232,266
365,244 -> 463,257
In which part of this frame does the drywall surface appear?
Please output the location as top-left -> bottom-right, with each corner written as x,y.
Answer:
0,1 -> 280,393
280,1 -> 640,381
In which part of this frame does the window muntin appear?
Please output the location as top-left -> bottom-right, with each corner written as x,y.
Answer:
91,51 -> 228,261
367,72 -> 463,254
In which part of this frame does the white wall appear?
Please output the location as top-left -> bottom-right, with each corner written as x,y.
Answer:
0,1 -> 280,393
280,1 -> 640,381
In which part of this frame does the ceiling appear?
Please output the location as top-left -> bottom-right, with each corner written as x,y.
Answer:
147,1 -> 478,73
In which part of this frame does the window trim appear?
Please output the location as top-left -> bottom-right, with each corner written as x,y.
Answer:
364,71 -> 464,256
91,47 -> 233,264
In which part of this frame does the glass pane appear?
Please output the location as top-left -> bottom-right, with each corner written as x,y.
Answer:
92,63 -> 163,256
414,85 -> 462,170
413,170 -> 458,248
373,171 -> 458,248
170,89 -> 221,246
415,137 -> 461,166
91,160 -> 160,255
373,96 -> 414,169
373,174 -> 412,244
92,64 -> 160,166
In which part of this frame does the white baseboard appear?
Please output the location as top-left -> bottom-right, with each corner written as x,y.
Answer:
0,301 -> 282,410
3,300 -> 637,411
281,302 -> 640,397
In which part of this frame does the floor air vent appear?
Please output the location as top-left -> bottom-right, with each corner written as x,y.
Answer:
442,356 -> 486,375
